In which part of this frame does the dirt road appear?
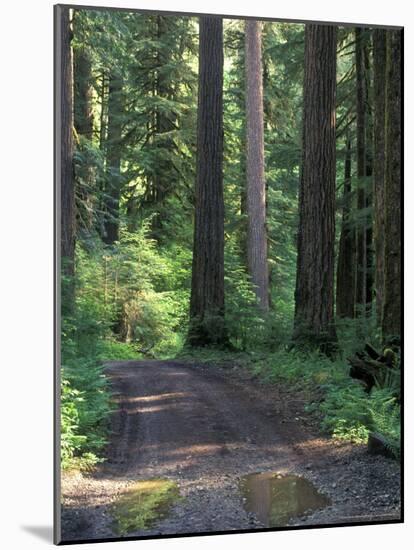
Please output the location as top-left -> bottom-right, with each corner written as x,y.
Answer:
61,360 -> 401,542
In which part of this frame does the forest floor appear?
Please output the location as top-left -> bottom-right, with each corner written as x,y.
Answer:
61,359 -> 401,542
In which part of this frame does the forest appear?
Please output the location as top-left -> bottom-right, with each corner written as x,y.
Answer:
57,7 -> 402,474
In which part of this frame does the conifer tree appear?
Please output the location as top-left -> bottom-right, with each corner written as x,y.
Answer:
188,17 -> 227,346
245,20 -> 269,311
293,24 -> 338,353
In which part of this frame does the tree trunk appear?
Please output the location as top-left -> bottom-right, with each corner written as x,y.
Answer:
58,7 -> 75,283
364,38 -> 374,310
97,72 -> 108,237
293,24 -> 338,354
336,135 -> 356,318
355,29 -> 374,316
188,17 -> 227,347
245,20 -> 269,311
237,40 -> 247,267
382,30 -> 402,342
373,29 -> 387,325
73,29 -> 93,140
103,72 -> 123,245
73,13 -> 95,231
355,28 -> 367,315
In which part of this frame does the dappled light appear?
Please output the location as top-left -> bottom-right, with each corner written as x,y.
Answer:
129,392 -> 190,403
58,4 -> 402,542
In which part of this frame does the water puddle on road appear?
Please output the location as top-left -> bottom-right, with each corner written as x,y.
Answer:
240,472 -> 331,527
112,479 -> 182,534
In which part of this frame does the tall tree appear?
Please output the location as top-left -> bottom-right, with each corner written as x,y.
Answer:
355,28 -> 367,314
382,30 -> 402,342
149,16 -> 181,237
73,13 -> 93,140
293,24 -> 337,353
127,15 -> 197,241
373,29 -> 387,325
103,71 -> 123,244
58,6 -> 76,285
245,20 -> 269,311
364,39 -> 374,310
73,10 -> 95,231
223,22 -> 247,264
355,28 -> 374,316
336,134 -> 356,318
188,16 -> 227,346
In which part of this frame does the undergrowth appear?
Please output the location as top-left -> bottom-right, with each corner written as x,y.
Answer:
61,335 -> 140,471
61,226 -> 400,469
253,350 -> 400,457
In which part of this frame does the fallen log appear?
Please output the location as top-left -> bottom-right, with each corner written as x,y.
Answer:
348,344 -> 399,395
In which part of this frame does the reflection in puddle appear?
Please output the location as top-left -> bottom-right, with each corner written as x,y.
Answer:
240,473 -> 331,527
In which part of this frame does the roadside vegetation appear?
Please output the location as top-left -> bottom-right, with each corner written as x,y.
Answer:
61,232 -> 400,469
59,9 -> 401,470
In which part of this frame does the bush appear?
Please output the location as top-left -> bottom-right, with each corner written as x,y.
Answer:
61,221 -> 193,469
61,378 -> 87,469
249,344 -> 401,457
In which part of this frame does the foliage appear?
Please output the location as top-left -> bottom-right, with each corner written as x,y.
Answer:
61,10 -> 401,469
320,385 -> 400,456
248,337 -> 401,457
61,221 -> 193,468
224,240 -> 265,350
61,378 -> 88,469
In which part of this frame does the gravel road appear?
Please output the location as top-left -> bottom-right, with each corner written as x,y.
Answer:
61,360 -> 401,542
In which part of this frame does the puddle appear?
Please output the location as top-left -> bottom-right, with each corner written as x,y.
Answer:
112,479 -> 182,534
240,473 -> 331,527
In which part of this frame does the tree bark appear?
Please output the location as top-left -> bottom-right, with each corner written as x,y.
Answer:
373,29 -> 387,326
382,30 -> 402,342
58,7 -> 75,281
293,24 -> 338,353
336,135 -> 356,318
355,29 -> 374,316
103,72 -> 123,245
355,28 -> 367,315
73,12 -> 95,231
245,20 -> 269,311
364,38 -> 374,310
73,26 -> 94,140
188,17 -> 227,347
